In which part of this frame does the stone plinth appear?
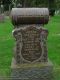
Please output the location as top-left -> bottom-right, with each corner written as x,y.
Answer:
11,58 -> 53,80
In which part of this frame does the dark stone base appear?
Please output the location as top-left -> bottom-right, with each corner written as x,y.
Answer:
11,58 -> 53,80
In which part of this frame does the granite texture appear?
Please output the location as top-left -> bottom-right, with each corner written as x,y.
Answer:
10,8 -> 52,80
13,26 -> 48,64
11,8 -> 49,25
11,58 -> 53,80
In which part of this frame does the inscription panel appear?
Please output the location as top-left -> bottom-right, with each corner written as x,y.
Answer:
21,27 -> 42,62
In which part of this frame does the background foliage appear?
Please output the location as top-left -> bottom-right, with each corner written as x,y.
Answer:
0,0 -> 60,11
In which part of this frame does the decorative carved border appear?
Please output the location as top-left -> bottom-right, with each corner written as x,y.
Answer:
13,25 -> 48,63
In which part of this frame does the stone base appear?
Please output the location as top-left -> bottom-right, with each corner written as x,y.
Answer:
11,58 -> 53,80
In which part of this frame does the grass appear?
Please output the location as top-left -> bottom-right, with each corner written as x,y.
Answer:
0,18 -> 14,77
0,15 -> 60,79
45,15 -> 60,66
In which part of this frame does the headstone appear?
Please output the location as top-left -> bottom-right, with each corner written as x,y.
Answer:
11,8 -> 53,80
0,14 -> 5,22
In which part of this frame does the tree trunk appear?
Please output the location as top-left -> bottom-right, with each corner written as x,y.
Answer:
22,0 -> 27,7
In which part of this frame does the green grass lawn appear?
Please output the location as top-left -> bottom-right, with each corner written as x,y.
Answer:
0,15 -> 60,79
0,18 -> 14,77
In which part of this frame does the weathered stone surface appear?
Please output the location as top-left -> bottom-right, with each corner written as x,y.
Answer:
11,58 -> 53,80
10,8 -> 53,80
11,8 -> 49,25
13,25 -> 48,63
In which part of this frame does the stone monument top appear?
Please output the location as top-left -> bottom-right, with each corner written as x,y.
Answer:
11,8 -> 49,25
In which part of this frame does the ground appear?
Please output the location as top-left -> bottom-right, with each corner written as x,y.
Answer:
0,15 -> 60,79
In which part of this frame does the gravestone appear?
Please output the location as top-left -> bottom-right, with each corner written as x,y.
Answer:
0,14 -> 5,22
11,8 -> 53,80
